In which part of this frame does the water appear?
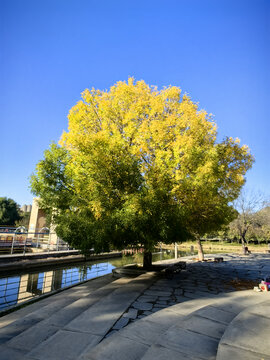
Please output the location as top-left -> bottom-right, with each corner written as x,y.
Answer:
0,250 -> 191,312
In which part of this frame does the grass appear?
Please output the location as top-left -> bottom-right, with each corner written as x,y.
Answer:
163,241 -> 269,253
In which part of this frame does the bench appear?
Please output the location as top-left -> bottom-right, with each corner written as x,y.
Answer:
165,261 -> 186,279
245,246 -> 251,255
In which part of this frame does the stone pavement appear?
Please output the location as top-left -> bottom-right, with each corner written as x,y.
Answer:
105,252 -> 270,337
0,253 -> 270,359
80,291 -> 270,360
217,300 -> 270,360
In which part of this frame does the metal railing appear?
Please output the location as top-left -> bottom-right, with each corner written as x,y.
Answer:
0,227 -> 71,255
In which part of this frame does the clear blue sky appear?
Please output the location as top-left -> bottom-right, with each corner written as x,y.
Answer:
1,0 -> 269,206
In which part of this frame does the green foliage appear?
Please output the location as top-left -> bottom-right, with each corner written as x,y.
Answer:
206,192 -> 270,245
31,145 -> 188,254
15,212 -> 30,227
0,197 -> 22,226
229,200 -> 270,245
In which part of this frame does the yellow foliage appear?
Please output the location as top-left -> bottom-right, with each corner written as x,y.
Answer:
59,78 -> 254,231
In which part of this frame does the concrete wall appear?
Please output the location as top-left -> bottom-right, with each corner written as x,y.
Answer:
28,198 -> 47,237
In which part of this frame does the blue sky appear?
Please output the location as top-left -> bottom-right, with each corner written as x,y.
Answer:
1,0 -> 269,206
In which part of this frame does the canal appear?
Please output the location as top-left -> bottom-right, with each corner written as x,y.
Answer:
0,250 -> 193,312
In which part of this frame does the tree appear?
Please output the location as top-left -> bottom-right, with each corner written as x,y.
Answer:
0,197 -> 22,226
15,212 -> 31,228
254,206 -> 270,243
31,144 -> 188,266
31,78 -> 253,265
229,191 -> 269,251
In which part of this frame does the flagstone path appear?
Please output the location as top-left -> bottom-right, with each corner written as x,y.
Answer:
0,253 -> 270,359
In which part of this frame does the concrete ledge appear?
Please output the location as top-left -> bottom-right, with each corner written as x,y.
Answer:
0,251 -> 122,273
112,265 -> 147,277
217,299 -> 270,359
0,250 -> 80,262
112,262 -> 186,278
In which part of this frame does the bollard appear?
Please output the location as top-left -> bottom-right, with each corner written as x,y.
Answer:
23,236 -> 27,255
11,234 -> 15,254
48,232 -> 51,252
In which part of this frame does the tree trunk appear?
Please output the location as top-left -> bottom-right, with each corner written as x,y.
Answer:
240,233 -> 246,255
143,251 -> 152,269
241,241 -> 246,254
241,235 -> 247,255
196,236 -> 204,261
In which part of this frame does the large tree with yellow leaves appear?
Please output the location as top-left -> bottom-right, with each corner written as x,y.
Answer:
31,78 -> 253,265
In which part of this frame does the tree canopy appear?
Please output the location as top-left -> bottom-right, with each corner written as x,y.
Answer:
0,197 -> 22,226
31,78 -> 254,263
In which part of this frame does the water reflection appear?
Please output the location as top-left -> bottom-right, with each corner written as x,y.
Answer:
0,250 -> 191,312
0,262 -> 114,311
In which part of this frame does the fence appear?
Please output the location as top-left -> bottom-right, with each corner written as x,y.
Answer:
0,227 -> 71,255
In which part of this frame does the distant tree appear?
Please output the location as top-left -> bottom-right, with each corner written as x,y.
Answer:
229,190 -> 268,253
31,78 -> 253,265
15,212 -> 31,228
254,207 -> 270,243
0,197 -> 22,226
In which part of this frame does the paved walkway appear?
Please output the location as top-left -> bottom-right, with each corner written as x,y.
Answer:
0,253 -> 270,359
